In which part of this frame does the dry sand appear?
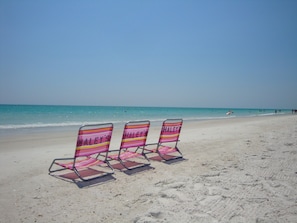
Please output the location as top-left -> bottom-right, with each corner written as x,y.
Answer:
0,115 -> 297,223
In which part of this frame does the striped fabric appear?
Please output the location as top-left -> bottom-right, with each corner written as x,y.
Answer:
157,146 -> 178,155
120,122 -> 150,149
75,125 -> 113,157
57,157 -> 104,170
108,151 -> 143,160
159,120 -> 183,143
49,123 -> 114,181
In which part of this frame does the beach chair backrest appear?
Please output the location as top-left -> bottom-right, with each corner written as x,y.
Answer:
75,123 -> 113,157
120,121 -> 150,149
159,119 -> 183,143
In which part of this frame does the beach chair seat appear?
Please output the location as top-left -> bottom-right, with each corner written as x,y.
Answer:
145,119 -> 183,161
108,151 -> 143,160
55,157 -> 105,170
108,120 -> 151,170
49,123 -> 114,181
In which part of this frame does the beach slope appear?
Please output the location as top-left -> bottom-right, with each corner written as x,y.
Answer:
0,115 -> 297,222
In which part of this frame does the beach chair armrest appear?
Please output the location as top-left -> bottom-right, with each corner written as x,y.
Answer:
145,143 -> 158,146
53,157 -> 74,162
108,149 -> 120,152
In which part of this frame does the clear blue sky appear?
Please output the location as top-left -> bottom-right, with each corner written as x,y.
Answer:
0,0 -> 296,109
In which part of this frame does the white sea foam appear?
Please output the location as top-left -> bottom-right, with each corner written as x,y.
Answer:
0,105 -> 291,130
0,121 -> 125,130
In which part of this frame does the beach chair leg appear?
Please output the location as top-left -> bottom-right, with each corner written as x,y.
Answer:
48,158 -> 73,173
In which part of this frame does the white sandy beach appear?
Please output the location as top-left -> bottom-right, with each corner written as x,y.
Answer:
0,115 -> 297,222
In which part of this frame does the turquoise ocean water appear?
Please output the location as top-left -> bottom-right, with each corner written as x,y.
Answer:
0,104 -> 291,132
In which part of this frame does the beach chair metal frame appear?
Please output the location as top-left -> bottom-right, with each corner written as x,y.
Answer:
108,120 -> 151,170
145,119 -> 183,161
49,123 -> 114,181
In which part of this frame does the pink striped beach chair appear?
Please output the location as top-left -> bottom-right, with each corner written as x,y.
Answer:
145,119 -> 183,161
49,123 -> 114,181
108,120 -> 151,170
